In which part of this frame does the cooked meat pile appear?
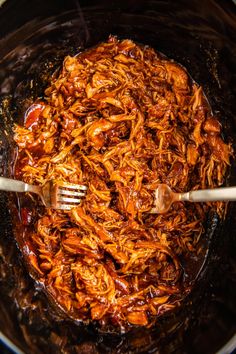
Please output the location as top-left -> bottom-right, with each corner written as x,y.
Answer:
13,36 -> 232,331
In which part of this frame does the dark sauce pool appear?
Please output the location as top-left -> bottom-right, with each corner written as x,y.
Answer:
0,0 -> 236,353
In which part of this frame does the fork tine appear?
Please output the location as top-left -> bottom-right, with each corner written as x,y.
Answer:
57,181 -> 87,190
59,189 -> 86,197
57,204 -> 73,210
58,196 -> 81,204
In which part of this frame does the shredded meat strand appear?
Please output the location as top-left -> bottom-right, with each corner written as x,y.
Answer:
13,36 -> 232,331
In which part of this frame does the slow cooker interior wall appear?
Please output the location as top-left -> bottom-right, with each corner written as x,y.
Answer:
0,1 -> 236,353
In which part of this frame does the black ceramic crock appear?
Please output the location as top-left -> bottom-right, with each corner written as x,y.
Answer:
0,1 -> 236,353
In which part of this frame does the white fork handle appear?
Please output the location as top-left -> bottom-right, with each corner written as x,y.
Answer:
0,177 -> 35,193
180,186 -> 236,202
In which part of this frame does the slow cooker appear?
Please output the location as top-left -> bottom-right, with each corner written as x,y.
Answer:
0,1 -> 235,353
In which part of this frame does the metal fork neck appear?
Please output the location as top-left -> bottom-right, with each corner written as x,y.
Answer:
179,192 -> 190,201
25,184 -> 42,194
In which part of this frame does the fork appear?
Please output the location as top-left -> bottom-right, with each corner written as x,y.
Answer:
150,183 -> 236,214
0,177 -> 87,210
